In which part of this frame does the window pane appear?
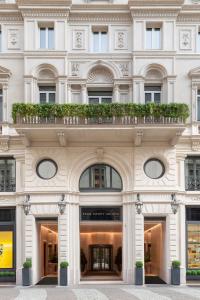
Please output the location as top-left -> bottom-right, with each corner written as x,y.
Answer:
112,169 -> 122,189
0,31 -> 2,52
79,169 -> 90,188
101,166 -> 110,188
40,28 -> 46,49
145,93 -> 152,103
198,33 -> 200,52
153,28 -> 161,49
145,86 -> 161,91
40,93 -> 47,104
101,32 -> 108,52
39,86 -> 55,91
93,32 -> 99,52
101,97 -> 112,104
48,28 -> 54,49
89,98 -> 99,104
197,98 -> 200,121
187,224 -> 200,269
0,92 -> 3,122
49,93 -> 55,104
146,28 -> 152,49
154,93 -> 161,104
92,166 -> 101,188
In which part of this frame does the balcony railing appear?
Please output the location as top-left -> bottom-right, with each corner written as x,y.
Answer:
0,177 -> 16,192
185,176 -> 200,191
14,116 -> 186,126
12,103 -> 189,126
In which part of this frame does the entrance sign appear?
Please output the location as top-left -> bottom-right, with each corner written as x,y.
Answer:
0,231 -> 13,268
80,207 -> 122,221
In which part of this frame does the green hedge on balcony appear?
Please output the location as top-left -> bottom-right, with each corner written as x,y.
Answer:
12,103 -> 189,123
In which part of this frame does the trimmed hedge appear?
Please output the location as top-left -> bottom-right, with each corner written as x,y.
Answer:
187,270 -> 200,276
135,261 -> 143,268
12,103 -> 189,123
0,271 -> 15,277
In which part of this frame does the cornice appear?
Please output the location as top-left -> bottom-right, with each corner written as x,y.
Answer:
0,11 -> 22,21
128,0 -> 184,6
17,0 -> 71,7
70,4 -> 129,12
24,50 -> 68,57
69,12 -> 131,23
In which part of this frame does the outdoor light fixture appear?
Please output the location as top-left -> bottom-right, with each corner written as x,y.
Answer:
171,193 -> 179,214
135,193 -> 143,214
58,194 -> 66,215
23,194 -> 31,215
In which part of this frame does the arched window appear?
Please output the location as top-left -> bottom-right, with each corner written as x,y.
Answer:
79,164 -> 122,192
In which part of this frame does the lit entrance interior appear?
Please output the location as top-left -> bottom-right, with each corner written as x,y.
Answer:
144,218 -> 166,284
80,222 -> 122,281
37,220 -> 58,285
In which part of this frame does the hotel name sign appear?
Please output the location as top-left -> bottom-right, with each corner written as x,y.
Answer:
80,207 -> 122,221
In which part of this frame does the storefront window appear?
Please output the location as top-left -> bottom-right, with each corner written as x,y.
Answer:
187,224 -> 200,269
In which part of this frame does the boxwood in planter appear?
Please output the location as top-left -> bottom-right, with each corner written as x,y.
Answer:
0,271 -> 15,282
186,270 -> 200,281
22,259 -> 32,286
171,260 -> 180,285
60,261 -> 69,286
135,261 -> 143,285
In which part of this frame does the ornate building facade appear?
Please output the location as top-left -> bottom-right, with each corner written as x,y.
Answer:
0,0 -> 200,286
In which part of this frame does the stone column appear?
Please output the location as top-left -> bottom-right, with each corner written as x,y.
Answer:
57,77 -> 67,104
81,84 -> 87,104
2,84 -> 8,122
167,77 -> 176,104
113,84 -> 119,103
123,194 -> 135,283
179,203 -> 186,284
67,84 -> 71,103
16,199 -> 24,285
14,154 -> 25,193
177,154 -> 187,192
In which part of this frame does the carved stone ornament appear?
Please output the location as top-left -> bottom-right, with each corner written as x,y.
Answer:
192,141 -> 200,152
71,63 -> 80,76
0,138 -> 9,152
73,31 -> 84,49
115,31 -> 128,50
88,66 -> 114,84
119,63 -> 129,76
180,30 -> 192,50
8,29 -> 20,50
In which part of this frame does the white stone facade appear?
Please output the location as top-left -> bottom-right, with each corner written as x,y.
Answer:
0,0 -> 200,286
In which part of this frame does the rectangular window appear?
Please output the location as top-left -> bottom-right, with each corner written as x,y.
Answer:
39,86 -> 56,104
88,91 -> 112,104
185,157 -> 200,190
0,30 -> 2,52
0,89 -> 3,122
0,158 -> 16,192
144,86 -> 161,104
197,90 -> 200,121
92,31 -> 108,52
198,31 -> 200,52
146,26 -> 161,49
39,27 -> 54,49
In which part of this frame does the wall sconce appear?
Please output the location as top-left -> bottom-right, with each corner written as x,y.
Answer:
135,193 -> 143,214
58,194 -> 66,215
171,193 -> 179,214
23,194 -> 31,215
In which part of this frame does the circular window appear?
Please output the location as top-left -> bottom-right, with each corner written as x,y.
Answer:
144,158 -> 165,179
36,159 -> 57,180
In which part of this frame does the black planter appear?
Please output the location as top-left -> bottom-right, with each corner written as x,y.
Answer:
60,268 -> 68,286
187,275 -> 200,281
135,268 -> 143,285
0,276 -> 15,282
171,268 -> 180,285
22,268 -> 32,286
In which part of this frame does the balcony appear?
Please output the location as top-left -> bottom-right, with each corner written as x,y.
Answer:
186,176 -> 200,191
12,103 -> 189,145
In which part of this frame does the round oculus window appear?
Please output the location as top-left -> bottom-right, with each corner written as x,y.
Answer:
36,159 -> 57,180
144,158 -> 165,179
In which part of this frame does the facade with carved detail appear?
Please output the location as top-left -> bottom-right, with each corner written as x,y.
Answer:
0,0 -> 200,287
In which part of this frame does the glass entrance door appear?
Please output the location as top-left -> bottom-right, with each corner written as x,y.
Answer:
91,245 -> 112,271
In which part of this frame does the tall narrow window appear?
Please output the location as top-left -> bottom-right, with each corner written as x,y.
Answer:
92,30 -> 108,52
197,89 -> 200,121
185,156 -> 200,190
39,26 -> 54,49
144,86 -> 161,104
0,89 -> 3,122
146,26 -> 161,49
0,158 -> 16,192
39,86 -> 56,104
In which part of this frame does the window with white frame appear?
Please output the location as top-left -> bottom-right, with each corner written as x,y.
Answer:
146,25 -> 161,50
39,86 -> 56,104
197,89 -> 200,121
0,89 -> 3,122
0,29 -> 2,52
197,30 -> 200,52
39,26 -> 54,49
92,27 -> 108,52
144,86 -> 161,104
88,91 -> 112,104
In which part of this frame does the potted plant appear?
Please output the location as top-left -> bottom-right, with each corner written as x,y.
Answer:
171,260 -> 181,285
22,258 -> 32,286
60,261 -> 69,286
135,261 -> 143,285
186,270 -> 200,281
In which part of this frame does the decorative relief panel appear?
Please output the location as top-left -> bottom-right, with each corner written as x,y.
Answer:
114,30 -> 128,50
7,29 -> 20,50
119,62 -> 129,77
72,30 -> 85,50
71,63 -> 80,76
179,30 -> 192,50
87,66 -> 114,84
191,141 -> 200,152
134,147 -> 176,187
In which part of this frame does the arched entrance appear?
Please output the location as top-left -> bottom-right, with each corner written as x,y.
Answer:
79,164 -> 123,281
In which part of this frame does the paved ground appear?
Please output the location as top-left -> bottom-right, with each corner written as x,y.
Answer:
0,285 -> 200,300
